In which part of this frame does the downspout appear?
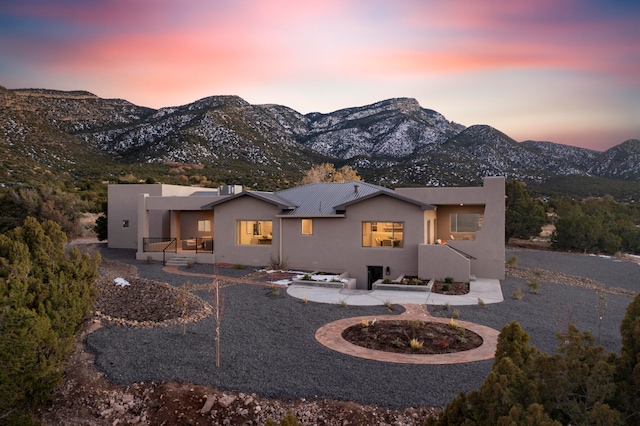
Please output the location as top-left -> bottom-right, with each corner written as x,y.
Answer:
279,217 -> 283,262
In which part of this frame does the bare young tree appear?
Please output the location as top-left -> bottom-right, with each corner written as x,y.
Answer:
300,163 -> 361,185
211,272 -> 225,367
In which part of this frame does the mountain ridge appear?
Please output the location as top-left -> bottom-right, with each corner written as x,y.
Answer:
1,87 -> 638,194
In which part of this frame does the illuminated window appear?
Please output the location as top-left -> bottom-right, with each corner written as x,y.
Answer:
362,222 -> 403,248
237,220 -> 273,245
301,219 -> 313,235
198,220 -> 211,232
450,214 -> 481,232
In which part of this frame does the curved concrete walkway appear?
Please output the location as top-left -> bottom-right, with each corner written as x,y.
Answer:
316,304 -> 500,364
288,278 -> 504,306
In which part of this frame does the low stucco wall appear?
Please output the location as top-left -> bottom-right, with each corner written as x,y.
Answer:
418,244 -> 470,282
136,251 -> 216,265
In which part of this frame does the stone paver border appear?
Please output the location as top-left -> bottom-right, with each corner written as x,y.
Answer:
315,304 -> 499,364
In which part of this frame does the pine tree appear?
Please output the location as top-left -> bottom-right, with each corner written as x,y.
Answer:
505,180 -> 546,242
616,293 -> 640,423
0,217 -> 99,420
536,325 -> 620,425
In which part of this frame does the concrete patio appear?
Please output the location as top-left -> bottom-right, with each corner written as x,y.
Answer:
287,278 -> 504,306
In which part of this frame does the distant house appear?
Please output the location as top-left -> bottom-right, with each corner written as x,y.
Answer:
108,177 -> 505,289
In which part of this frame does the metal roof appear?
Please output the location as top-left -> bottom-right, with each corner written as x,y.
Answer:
200,191 -> 295,210
275,181 -> 434,216
200,181 -> 435,214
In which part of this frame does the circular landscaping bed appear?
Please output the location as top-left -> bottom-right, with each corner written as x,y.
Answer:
341,319 -> 482,355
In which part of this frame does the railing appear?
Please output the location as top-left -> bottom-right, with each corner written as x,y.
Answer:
142,238 -> 177,266
162,239 -> 177,265
446,245 -> 477,260
196,237 -> 214,253
143,237 -> 176,253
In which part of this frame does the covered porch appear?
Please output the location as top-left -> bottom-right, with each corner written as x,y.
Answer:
136,192 -> 218,264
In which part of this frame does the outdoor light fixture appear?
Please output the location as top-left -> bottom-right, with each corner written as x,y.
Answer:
386,266 -> 390,275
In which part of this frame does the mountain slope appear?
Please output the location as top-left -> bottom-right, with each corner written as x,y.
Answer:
1,87 -> 638,194
301,98 -> 464,159
589,139 -> 640,180
0,88 -> 126,185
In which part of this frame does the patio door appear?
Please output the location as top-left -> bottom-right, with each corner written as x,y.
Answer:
367,266 -> 383,290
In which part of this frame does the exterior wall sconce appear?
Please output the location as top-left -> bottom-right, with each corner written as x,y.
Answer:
386,266 -> 390,275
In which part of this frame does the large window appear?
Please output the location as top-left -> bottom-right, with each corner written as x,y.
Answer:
301,219 -> 313,235
237,220 -> 273,245
450,214 -> 481,232
362,222 -> 403,248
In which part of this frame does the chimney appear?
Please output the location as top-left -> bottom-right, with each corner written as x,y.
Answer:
354,184 -> 359,194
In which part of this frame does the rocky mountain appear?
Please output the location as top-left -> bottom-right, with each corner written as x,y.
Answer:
1,86 -> 639,194
588,139 -> 640,180
301,98 -> 464,159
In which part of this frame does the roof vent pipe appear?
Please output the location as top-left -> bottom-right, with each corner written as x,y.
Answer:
354,184 -> 359,194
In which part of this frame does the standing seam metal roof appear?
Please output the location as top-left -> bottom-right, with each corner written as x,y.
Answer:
201,182 -> 435,214
274,181 -> 395,216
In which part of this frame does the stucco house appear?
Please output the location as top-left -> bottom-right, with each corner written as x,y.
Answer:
108,177 -> 505,289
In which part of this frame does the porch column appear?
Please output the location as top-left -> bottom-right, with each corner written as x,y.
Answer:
170,211 -> 181,242
137,193 -> 149,254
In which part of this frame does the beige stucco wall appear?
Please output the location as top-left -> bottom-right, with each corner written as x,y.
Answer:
281,194 -> 427,289
418,245 -> 471,282
179,211 -> 215,240
108,184 -> 164,249
108,183 -> 214,249
110,179 -> 504,282
210,196 -> 281,267
279,216 -> 347,272
396,176 -> 505,279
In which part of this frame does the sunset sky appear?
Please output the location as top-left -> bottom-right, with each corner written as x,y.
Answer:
1,0 -> 638,151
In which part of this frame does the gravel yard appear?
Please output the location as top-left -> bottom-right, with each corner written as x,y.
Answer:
83,245 -> 638,412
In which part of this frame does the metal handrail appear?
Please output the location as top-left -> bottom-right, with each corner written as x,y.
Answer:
162,238 -> 177,265
196,237 -> 214,253
446,244 -> 477,260
143,237 -> 175,252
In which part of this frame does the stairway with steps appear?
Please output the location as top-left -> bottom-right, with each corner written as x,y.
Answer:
165,254 -> 196,266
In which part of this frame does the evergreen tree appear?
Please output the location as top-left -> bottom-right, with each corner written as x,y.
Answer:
0,217 -> 99,420
505,181 -> 546,242
615,293 -> 640,423
0,186 -> 90,239
536,326 -> 620,425
429,321 -> 627,425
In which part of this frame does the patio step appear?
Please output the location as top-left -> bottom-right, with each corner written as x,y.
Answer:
166,255 -> 195,266
470,275 -> 477,282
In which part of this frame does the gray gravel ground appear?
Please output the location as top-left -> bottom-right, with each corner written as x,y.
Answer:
84,245 -> 638,409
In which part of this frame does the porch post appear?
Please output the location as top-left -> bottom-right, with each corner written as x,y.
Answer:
137,193 -> 149,255
170,211 -> 181,243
